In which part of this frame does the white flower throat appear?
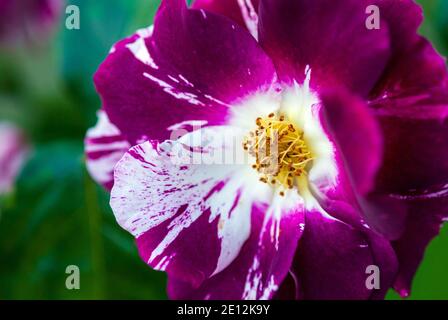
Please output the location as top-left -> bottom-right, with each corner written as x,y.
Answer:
229,67 -> 338,207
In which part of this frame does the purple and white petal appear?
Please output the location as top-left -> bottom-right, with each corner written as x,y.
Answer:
168,192 -> 305,300
111,125 -> 277,287
84,111 -> 131,190
95,0 -> 276,145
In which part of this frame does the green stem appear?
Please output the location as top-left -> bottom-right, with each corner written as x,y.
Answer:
84,168 -> 106,299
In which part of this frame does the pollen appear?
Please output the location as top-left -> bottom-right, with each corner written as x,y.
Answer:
243,113 -> 314,195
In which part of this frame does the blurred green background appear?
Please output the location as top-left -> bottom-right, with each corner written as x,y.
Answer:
0,0 -> 447,300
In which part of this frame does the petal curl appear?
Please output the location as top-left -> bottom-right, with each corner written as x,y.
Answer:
319,90 -> 408,240
290,207 -> 397,300
375,0 -> 422,52
371,0 -> 448,99
321,89 -> 383,196
373,94 -> 448,194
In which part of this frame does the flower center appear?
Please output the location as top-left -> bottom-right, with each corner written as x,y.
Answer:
243,113 -> 314,195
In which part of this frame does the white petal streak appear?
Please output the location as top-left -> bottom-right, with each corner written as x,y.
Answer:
143,72 -> 205,106
237,0 -> 259,40
125,25 -> 159,69
242,192 -> 302,300
126,37 -> 158,69
85,111 -> 130,188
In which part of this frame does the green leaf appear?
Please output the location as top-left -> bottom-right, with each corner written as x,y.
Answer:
0,141 -> 166,299
387,225 -> 448,300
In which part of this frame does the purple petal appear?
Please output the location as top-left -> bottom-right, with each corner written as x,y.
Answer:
321,89 -> 383,196
290,207 -> 397,300
258,0 -> 391,96
95,0 -> 276,145
319,90 -> 408,240
375,0 -> 422,51
371,0 -> 448,99
367,231 -> 399,300
362,2 -> 448,280
357,193 -> 407,241
371,38 -> 448,100
369,92 -> 448,294
168,200 -> 305,300
84,111 -> 131,190
373,94 -> 448,194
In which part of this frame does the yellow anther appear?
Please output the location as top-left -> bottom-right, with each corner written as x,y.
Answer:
243,113 -> 314,195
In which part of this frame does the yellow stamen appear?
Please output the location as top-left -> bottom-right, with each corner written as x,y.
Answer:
243,113 -> 314,195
